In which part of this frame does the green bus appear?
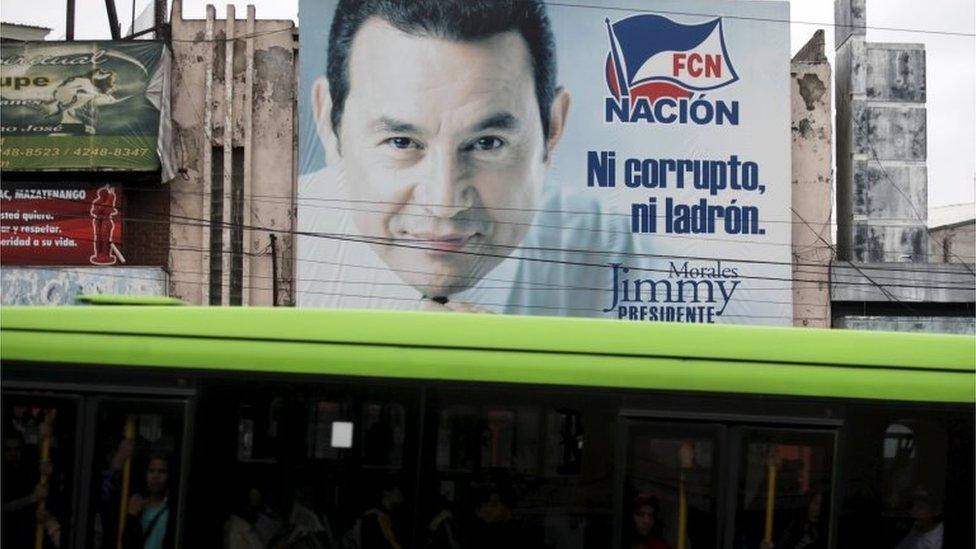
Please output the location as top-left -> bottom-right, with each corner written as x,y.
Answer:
2,306 -> 973,549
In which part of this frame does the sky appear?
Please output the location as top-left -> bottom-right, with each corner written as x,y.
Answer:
2,0 -> 974,214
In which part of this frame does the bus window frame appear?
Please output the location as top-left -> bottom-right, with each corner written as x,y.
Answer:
2,390 -> 84,549
3,380 -> 195,549
615,409 -> 842,549
83,395 -> 193,549
724,425 -> 839,549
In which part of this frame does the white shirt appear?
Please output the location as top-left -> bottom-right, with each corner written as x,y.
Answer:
895,522 -> 943,549
297,168 -> 632,317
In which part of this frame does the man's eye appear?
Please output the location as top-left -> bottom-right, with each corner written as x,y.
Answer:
385,137 -> 420,150
473,137 -> 504,151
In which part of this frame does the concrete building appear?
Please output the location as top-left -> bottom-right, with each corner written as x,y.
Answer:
168,0 -> 296,305
928,203 -> 976,264
791,30 -> 833,328
833,0 -> 975,334
0,22 -> 52,42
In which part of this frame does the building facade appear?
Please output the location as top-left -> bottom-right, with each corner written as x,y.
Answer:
833,0 -> 975,334
168,0 -> 296,306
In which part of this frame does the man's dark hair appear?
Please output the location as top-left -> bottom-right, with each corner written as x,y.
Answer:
326,0 -> 557,140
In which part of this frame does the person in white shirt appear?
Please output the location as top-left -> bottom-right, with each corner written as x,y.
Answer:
300,0 -> 628,316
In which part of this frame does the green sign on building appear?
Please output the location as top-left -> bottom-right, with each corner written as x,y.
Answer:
1,41 -> 173,178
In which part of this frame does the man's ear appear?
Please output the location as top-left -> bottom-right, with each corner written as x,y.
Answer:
544,87 -> 571,163
312,76 -> 341,161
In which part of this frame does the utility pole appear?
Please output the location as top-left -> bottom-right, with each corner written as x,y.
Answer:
65,0 -> 75,40
270,234 -> 279,307
104,0 -> 121,40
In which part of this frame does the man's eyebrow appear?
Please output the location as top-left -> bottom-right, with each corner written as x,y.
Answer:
470,112 -> 520,132
371,117 -> 421,134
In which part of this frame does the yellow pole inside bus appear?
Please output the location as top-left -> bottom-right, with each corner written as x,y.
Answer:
34,410 -> 56,549
116,416 -> 135,549
763,452 -> 779,544
677,470 -> 687,549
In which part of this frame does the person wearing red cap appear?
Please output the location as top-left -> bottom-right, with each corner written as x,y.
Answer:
630,494 -> 670,549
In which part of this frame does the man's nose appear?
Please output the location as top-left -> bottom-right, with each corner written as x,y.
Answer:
418,148 -> 471,218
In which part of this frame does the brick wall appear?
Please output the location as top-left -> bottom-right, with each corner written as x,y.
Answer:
122,185 -> 170,267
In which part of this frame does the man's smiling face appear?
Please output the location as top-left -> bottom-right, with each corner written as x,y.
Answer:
323,19 -> 562,297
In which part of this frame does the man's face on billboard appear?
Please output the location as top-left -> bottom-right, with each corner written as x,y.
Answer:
315,19 -> 568,297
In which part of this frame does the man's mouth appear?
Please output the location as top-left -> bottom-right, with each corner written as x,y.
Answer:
410,233 -> 475,253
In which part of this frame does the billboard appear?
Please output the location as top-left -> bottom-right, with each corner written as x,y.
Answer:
0,41 -> 174,179
297,0 -> 792,324
1,185 -> 124,265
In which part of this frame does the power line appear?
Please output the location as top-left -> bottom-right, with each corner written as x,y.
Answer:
4,189 -> 974,283
6,201 -> 973,294
540,1 -> 976,38
164,2 -> 976,40
850,117 -> 976,277
11,263 -> 975,324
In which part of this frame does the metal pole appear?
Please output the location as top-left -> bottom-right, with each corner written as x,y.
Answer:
270,234 -> 279,306
65,0 -> 76,40
115,416 -> 135,549
104,0 -> 121,40
33,410 -> 57,549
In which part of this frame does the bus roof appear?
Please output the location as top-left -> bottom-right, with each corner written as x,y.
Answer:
2,307 -> 973,403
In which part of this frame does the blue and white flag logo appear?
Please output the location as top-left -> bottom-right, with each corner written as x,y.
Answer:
605,14 -> 739,101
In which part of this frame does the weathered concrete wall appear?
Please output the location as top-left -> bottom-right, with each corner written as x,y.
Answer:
834,0 -> 865,48
835,315 -> 974,335
831,261 -> 974,302
835,1 -> 929,263
832,1 -> 972,335
929,221 -> 976,263
791,30 -> 832,328
0,267 -> 167,305
169,0 -> 295,305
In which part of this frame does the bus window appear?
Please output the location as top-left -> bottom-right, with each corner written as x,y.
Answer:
436,405 -> 478,472
87,399 -> 185,549
837,408 -> 973,548
623,423 -> 719,549
881,420 -> 947,548
546,409 -> 583,476
731,428 -> 834,549
306,400 -> 345,460
426,390 -> 613,549
2,394 -> 77,549
362,402 -> 406,468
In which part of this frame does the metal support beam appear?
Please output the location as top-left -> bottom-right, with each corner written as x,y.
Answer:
104,0 -> 121,40
65,0 -> 76,40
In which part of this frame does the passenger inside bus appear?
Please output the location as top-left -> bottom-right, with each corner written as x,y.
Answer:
628,494 -> 670,549
92,408 -> 182,549
759,490 -> 826,549
345,477 -> 405,549
122,454 -> 173,549
894,488 -> 944,549
2,404 -> 68,549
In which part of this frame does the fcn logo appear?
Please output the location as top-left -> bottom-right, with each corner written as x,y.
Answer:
605,14 -> 738,101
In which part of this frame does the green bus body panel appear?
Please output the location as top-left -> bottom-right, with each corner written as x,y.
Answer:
2,307 -> 973,403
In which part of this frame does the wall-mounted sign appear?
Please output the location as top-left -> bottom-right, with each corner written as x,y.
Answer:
0,41 -> 174,179
0,185 -> 124,265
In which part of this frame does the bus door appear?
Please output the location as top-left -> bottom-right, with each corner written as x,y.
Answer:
2,384 -> 192,549
615,416 -> 837,549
